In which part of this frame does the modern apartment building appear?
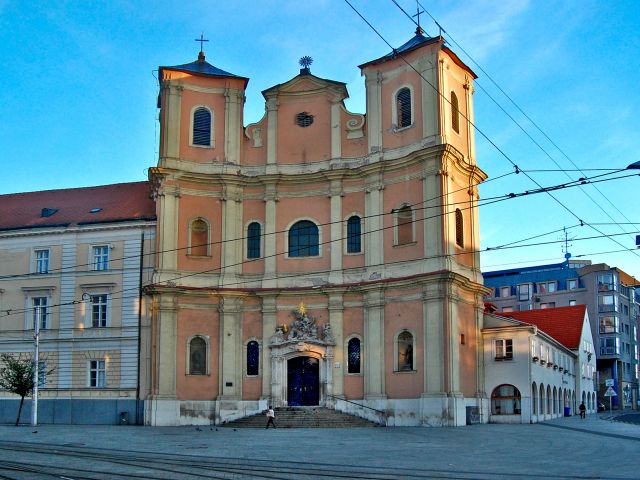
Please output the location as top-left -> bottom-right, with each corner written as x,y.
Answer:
0,182 -> 156,424
483,260 -> 639,409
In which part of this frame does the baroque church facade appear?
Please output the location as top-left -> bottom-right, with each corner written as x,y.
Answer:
147,29 -> 489,426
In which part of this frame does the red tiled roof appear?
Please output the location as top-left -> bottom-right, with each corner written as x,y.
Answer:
0,182 -> 156,231
499,305 -> 587,350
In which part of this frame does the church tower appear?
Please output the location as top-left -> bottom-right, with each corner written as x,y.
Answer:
148,29 -> 489,427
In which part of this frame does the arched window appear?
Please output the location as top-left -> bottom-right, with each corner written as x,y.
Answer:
455,209 -> 464,248
189,336 -> 207,375
539,384 -> 545,415
491,384 -> 521,415
397,331 -> 414,371
246,340 -> 259,376
288,220 -> 319,257
396,205 -> 413,245
347,337 -> 361,374
193,107 -> 212,146
396,88 -> 412,128
247,222 -> 261,259
451,91 -> 460,134
190,218 -> 209,256
346,216 -> 362,253
546,385 -> 552,414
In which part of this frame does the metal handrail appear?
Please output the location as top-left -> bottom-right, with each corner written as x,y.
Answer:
326,394 -> 387,424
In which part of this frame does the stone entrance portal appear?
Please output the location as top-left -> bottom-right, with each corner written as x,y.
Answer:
268,304 -> 336,407
287,356 -> 320,406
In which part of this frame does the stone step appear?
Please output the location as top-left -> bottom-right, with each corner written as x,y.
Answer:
224,407 -> 380,428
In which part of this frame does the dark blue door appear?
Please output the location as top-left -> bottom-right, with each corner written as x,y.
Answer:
287,356 -> 319,406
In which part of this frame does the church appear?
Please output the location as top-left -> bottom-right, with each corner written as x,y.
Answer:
146,27 -> 489,427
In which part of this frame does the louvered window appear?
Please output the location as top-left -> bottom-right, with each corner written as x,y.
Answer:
396,88 -> 412,128
451,92 -> 460,133
193,107 -> 212,146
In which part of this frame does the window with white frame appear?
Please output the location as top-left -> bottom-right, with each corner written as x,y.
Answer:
568,279 -> 578,290
569,300 -> 576,306
500,286 -> 511,298
89,360 -> 106,387
90,294 -> 108,328
395,87 -> 412,128
189,336 -> 207,375
32,297 -> 48,329
516,284 -> 531,301
502,306 -> 514,313
540,302 -> 555,309
537,281 -> 556,294
394,205 -> 414,245
192,107 -> 213,147
397,331 -> 414,371
495,339 -> 513,360
34,249 -> 50,274
92,246 -> 109,271
531,340 -> 538,358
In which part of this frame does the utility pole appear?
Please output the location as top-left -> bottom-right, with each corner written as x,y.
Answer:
31,305 -> 40,427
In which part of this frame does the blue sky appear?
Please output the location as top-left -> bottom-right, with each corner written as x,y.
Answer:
1,0 -> 639,277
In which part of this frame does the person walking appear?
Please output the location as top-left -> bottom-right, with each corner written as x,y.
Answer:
579,402 -> 586,419
265,406 -> 276,429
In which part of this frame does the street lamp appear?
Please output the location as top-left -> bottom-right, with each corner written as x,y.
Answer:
627,160 -> 640,170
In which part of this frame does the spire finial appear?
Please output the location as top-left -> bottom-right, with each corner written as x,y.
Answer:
413,1 -> 425,35
299,56 -> 313,74
195,33 -> 209,61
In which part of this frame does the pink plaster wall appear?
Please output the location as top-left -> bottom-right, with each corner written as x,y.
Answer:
276,95 -> 333,164
343,299 -> 364,399
457,294 -> 478,396
384,292 -> 423,399
175,300 -> 220,400
177,193 -> 223,272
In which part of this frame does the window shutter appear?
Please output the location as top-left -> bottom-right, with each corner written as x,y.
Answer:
193,108 -> 211,146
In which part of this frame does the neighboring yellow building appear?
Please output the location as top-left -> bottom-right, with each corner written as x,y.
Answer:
0,183 -> 155,424
147,29 -> 490,426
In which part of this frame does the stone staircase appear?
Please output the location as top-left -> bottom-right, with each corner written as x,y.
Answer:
224,406 -> 381,428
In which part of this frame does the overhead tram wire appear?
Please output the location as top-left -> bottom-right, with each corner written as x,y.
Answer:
3,198 -> 637,320
353,0 -> 640,260
408,0 -> 640,248
4,166 -> 633,283
0,169 -> 631,294
0,168 -> 517,282
2,174 -> 638,318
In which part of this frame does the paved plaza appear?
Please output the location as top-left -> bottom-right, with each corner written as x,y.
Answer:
0,413 -> 637,479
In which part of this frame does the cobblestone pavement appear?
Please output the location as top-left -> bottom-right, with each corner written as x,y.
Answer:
0,412 -> 637,479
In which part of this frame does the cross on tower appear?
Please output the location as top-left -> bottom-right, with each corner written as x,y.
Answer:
195,33 -> 209,52
412,1 -> 425,35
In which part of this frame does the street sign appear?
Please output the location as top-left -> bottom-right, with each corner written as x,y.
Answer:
605,379 -> 614,387
604,386 -> 617,397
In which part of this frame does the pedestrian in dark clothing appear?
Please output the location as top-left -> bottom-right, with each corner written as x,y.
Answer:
579,402 -> 586,419
265,406 -> 276,428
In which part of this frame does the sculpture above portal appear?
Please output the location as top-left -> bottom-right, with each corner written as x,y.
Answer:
269,303 -> 336,346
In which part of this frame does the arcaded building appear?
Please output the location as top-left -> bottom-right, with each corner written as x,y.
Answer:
147,29 -> 489,426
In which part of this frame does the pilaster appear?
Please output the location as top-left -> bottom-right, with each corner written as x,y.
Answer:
366,71 -> 383,152
364,179 -> 384,273
329,180 -> 343,284
330,101 -> 342,159
155,294 -> 177,399
157,188 -> 179,272
364,289 -> 386,399
219,296 -> 243,399
262,185 -> 277,288
261,297 -> 277,401
220,185 -> 243,287
224,88 -> 243,164
328,294 -> 344,396
163,84 -> 182,159
266,97 -> 278,166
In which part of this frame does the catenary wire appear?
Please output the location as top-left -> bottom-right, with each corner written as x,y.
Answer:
346,0 -> 640,261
